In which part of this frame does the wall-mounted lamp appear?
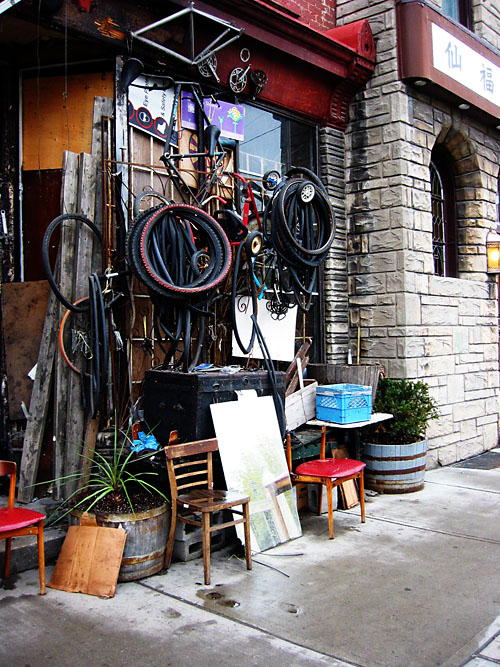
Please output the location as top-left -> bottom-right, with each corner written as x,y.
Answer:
486,229 -> 500,273
414,79 -> 427,87
458,102 -> 470,110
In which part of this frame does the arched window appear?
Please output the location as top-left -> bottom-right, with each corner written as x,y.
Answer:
430,148 -> 458,277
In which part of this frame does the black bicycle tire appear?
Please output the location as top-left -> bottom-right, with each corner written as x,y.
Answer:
140,205 -> 231,295
42,214 -> 102,312
274,179 -> 335,260
141,210 -> 221,294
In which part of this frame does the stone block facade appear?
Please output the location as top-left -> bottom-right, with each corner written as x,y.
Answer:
330,0 -> 500,464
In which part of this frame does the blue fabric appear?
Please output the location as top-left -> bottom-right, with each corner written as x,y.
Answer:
131,431 -> 160,453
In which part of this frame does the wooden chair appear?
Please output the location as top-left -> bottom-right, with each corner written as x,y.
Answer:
0,461 -> 46,594
286,426 -> 366,539
164,437 -> 251,585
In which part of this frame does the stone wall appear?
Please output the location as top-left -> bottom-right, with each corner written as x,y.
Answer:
335,0 -> 500,463
320,126 -> 349,362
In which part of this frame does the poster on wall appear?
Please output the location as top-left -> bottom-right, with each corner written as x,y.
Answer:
128,76 -> 177,145
210,393 -> 301,553
181,92 -> 245,141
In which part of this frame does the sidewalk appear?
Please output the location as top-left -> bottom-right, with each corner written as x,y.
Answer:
1,454 -> 500,666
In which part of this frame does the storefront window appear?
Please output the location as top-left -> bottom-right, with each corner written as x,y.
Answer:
238,104 -> 316,186
237,104 -> 323,360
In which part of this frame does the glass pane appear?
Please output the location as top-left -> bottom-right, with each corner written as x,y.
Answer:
442,0 -> 459,21
430,162 -> 446,276
239,105 -> 282,179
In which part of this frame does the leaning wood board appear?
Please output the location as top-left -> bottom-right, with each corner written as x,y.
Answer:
48,525 -> 126,598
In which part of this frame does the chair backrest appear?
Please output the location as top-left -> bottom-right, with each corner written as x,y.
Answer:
0,460 -> 16,508
285,427 -> 327,472
164,438 -> 218,501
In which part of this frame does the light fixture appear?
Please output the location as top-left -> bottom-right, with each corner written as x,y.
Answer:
486,229 -> 500,273
458,102 -> 470,110
414,79 -> 427,87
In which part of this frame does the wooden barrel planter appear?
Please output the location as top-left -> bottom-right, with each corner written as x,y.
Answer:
72,503 -> 170,581
362,440 -> 428,493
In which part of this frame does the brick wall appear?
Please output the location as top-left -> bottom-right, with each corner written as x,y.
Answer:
265,0 -> 336,30
335,0 -> 500,464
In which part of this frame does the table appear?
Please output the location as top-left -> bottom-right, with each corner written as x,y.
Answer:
306,412 -> 393,460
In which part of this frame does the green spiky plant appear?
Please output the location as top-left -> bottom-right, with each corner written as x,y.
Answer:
42,422 -> 168,524
366,377 -> 439,445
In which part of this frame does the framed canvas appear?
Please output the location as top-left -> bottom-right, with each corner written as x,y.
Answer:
211,393 -> 301,552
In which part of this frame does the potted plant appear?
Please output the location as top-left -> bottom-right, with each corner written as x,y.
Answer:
362,377 -> 439,493
49,424 -> 170,582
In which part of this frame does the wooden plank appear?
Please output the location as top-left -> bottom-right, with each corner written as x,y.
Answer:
64,152 -> 98,496
54,151 -> 80,497
339,479 -> 359,509
77,417 -> 100,491
1,281 -> 50,420
17,287 -> 59,503
285,339 -> 311,397
91,96 -> 113,273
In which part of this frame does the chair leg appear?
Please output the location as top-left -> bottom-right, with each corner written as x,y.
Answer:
326,480 -> 334,539
37,523 -> 46,595
164,502 -> 178,570
202,512 -> 211,586
4,537 -> 12,579
243,501 -> 252,571
359,471 -> 366,523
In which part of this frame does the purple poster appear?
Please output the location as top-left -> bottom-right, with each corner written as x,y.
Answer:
181,92 -> 244,141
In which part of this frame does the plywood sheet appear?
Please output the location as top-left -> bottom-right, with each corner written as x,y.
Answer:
211,393 -> 301,553
23,72 -> 114,171
1,280 -> 50,420
48,525 -> 126,598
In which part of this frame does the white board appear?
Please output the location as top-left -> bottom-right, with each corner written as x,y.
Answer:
232,296 -> 297,362
210,393 -> 301,553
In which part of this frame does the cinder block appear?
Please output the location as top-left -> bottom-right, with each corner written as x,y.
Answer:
172,510 -> 229,562
307,484 -> 338,514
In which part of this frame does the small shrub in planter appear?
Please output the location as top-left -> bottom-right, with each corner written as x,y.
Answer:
366,377 -> 439,445
363,378 -> 439,493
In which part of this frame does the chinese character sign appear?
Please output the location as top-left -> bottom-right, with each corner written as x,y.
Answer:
432,23 -> 500,108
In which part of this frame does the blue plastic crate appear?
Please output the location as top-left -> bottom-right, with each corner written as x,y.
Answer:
316,383 -> 372,424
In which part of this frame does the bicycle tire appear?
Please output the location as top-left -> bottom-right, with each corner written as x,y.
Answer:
59,297 -> 90,374
42,214 -> 102,313
140,205 -> 231,296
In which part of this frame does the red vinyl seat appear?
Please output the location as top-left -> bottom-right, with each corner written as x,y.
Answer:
0,461 -> 45,594
295,458 -> 366,478
286,428 -> 366,539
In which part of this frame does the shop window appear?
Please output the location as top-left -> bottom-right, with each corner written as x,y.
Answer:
238,104 -> 316,201
430,149 -> 458,277
442,0 -> 473,30
237,104 -> 323,360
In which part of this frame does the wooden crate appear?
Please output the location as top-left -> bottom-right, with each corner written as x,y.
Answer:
285,379 -> 317,430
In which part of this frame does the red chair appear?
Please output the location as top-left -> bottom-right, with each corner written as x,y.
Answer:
0,461 -> 46,594
286,427 -> 366,539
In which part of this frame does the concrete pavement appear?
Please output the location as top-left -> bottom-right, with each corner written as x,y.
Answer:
1,458 -> 500,666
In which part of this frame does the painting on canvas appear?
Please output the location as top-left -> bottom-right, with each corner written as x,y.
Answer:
210,393 -> 301,552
